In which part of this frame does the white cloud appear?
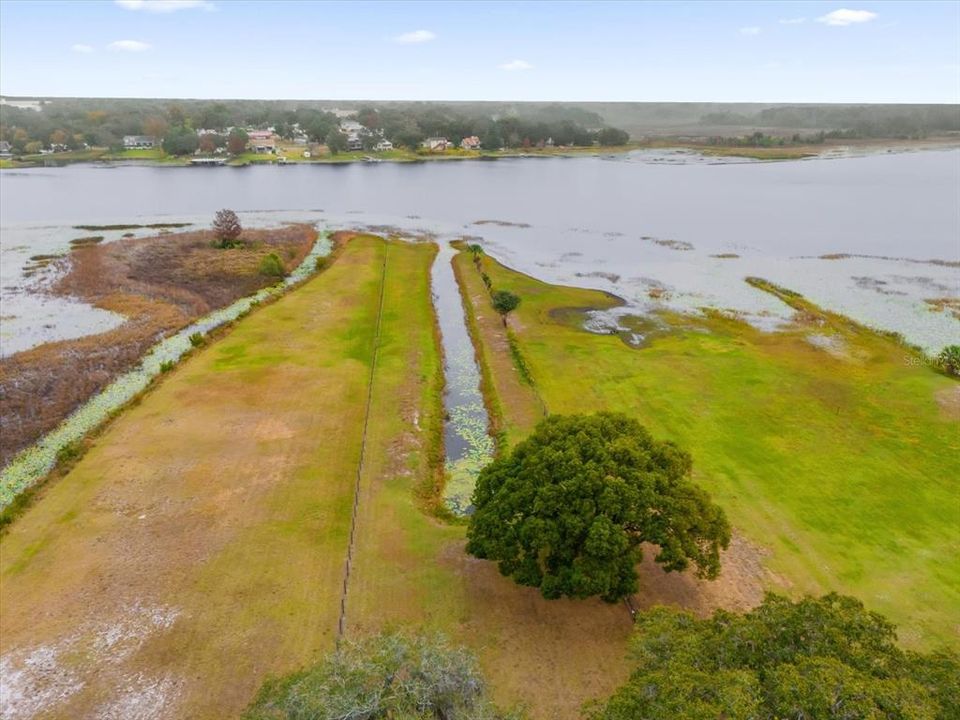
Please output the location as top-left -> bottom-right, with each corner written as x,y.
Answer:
498,59 -> 533,71
779,17 -> 806,25
108,40 -> 152,52
115,0 -> 213,11
71,44 -> 95,53
394,29 -> 436,44
739,26 -> 761,36
816,9 -> 878,26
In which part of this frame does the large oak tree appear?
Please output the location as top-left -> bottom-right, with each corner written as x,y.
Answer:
466,412 -> 730,602
588,593 -> 959,720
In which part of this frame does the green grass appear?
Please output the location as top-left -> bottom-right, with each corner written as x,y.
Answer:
106,148 -> 165,160
463,249 -> 960,651
227,152 -> 280,165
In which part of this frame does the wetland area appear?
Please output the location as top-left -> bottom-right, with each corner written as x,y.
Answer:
1,148 -> 957,719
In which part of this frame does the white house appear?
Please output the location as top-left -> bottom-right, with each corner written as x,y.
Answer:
422,137 -> 450,152
374,139 -> 393,152
460,135 -> 481,150
339,120 -> 364,135
123,135 -> 157,149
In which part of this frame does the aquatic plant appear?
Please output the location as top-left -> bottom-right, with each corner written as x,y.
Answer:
0,230 -> 333,510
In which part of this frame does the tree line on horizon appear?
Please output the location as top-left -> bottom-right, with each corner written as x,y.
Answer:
0,98 -> 629,155
5,97 -> 956,156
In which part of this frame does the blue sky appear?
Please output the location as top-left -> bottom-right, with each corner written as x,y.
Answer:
1,0 -> 958,102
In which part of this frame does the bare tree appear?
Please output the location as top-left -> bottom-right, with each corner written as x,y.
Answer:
212,209 -> 242,248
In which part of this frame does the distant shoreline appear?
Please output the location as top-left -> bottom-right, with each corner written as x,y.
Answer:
3,136 -> 957,169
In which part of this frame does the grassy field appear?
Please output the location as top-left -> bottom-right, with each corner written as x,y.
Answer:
0,235 -> 634,719
455,249 -> 960,650
0,236 -> 390,717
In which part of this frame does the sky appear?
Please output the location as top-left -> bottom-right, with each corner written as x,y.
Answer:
0,0 -> 958,103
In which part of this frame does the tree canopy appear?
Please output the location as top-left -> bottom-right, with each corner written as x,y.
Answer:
587,593 -> 960,720
466,412 -> 730,602
227,127 -> 249,155
325,128 -> 348,154
491,289 -> 520,317
243,632 -> 515,720
161,125 -> 199,156
212,209 -> 242,247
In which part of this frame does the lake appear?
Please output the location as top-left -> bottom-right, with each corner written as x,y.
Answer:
1,149 -> 958,355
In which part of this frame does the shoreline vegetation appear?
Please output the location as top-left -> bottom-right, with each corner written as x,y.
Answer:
2,135 -> 958,169
0,226 -> 335,528
0,224 -> 318,469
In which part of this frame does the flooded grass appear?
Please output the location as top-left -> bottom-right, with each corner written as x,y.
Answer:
72,222 -> 193,231
68,236 -> 104,247
464,249 -> 960,650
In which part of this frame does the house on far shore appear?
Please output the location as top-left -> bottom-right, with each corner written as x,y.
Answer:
422,137 -> 450,152
0,140 -> 12,157
123,135 -> 157,149
247,130 -> 277,153
460,135 -> 481,150
346,134 -> 363,152
374,139 -> 393,152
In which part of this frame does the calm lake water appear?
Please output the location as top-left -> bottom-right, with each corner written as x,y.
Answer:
2,149 -> 959,355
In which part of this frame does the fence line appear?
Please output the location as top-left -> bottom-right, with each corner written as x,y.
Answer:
337,246 -> 389,643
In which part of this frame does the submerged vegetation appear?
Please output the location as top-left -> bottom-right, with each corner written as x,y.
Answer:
73,222 -> 192,231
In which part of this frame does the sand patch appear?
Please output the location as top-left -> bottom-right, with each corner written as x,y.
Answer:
935,385 -> 960,421
0,603 -> 182,720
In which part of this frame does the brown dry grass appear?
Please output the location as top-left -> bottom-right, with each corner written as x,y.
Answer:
0,225 -> 316,467
0,237 -> 378,719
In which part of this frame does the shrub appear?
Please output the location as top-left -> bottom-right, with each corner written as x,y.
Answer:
314,255 -> 328,272
188,332 -> 205,348
55,440 -> 83,466
243,632 -> 514,720
938,345 -> 960,377
258,253 -> 286,278
159,359 -> 175,373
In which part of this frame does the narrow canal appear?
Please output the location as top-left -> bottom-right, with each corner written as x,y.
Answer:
430,242 -> 494,515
